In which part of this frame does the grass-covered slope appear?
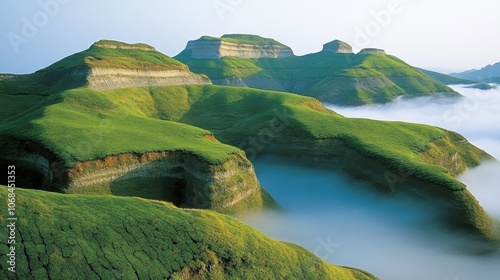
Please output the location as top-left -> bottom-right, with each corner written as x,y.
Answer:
0,187 -> 376,280
176,35 -> 457,105
417,68 -> 477,85
0,86 -> 238,167
115,85 -> 490,191
97,84 -> 498,241
306,54 -> 456,105
39,39 -> 187,73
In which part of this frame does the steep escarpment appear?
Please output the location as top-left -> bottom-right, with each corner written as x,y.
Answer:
0,187 -> 377,280
176,35 -> 458,105
85,67 -> 210,90
66,150 -> 264,213
0,134 -> 268,214
184,34 -> 295,59
35,40 -> 211,91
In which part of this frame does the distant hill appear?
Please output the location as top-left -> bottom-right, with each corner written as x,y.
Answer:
176,34 -> 458,106
417,68 -> 477,85
452,61 -> 500,83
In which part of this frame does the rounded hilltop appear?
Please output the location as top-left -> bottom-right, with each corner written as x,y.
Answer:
322,40 -> 354,54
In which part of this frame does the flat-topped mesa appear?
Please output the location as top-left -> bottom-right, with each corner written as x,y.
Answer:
359,48 -> 387,55
322,40 -> 353,54
185,34 -> 295,59
92,39 -> 157,51
36,39 -> 211,91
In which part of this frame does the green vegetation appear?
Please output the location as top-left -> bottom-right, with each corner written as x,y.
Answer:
417,68 -> 477,85
102,84 -> 488,191
465,83 -> 494,90
39,40 -> 187,73
1,40 -> 498,278
176,35 -> 458,105
0,86 -> 239,167
198,34 -> 287,46
0,187 -> 376,280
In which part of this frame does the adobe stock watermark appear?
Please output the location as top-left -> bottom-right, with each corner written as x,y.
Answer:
238,108 -> 290,161
384,163 -> 414,193
7,0 -> 72,54
442,88 -> 493,129
353,0 -> 403,49
313,235 -> 340,260
213,0 -> 244,21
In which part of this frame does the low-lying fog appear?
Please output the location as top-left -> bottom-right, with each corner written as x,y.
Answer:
329,85 -> 500,220
243,85 -> 500,279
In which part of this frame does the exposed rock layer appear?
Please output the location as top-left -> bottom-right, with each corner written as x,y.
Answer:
0,139 -> 263,214
86,67 -> 211,90
185,39 -> 295,59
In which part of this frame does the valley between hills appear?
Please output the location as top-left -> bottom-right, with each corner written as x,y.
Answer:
1,35 -> 499,279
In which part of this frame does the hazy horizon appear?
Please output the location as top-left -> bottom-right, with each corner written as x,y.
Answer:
2,0 -> 499,74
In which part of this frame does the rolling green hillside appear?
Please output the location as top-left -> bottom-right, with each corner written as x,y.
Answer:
417,68 -> 477,85
0,187 -> 376,280
1,40 -> 499,280
176,35 -> 458,106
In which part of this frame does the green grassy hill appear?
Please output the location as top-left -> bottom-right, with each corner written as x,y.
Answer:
39,39 -> 187,73
0,187 -> 376,280
417,68 -> 477,85
176,35 -> 458,106
1,40 -> 499,280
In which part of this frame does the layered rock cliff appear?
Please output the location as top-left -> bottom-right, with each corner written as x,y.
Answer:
85,67 -> 210,90
184,34 -> 295,59
0,139 -> 266,214
35,40 -> 211,91
176,35 -> 458,105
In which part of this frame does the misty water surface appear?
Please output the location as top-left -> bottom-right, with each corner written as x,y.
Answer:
243,85 -> 500,280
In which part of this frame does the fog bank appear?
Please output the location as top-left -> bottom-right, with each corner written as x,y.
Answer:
328,84 -> 500,220
244,158 -> 500,280
327,85 -> 500,159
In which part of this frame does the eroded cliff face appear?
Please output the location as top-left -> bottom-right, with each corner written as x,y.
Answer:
86,67 -> 211,90
0,139 -> 264,214
185,39 -> 295,59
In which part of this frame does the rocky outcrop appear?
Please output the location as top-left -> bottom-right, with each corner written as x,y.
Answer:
322,40 -> 353,54
359,48 -> 387,55
0,139 -> 264,214
85,67 -> 211,90
185,36 -> 295,59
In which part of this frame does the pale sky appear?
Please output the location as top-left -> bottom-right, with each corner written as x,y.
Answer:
1,0 -> 499,74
